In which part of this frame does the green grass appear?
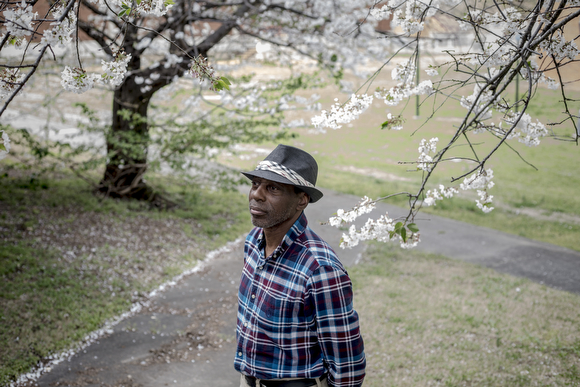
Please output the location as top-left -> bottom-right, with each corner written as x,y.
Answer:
1,244 -> 132,384
0,170 -> 251,385
220,83 -> 580,251
351,242 -> 580,386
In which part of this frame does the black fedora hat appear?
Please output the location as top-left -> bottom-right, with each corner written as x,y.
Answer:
241,145 -> 324,203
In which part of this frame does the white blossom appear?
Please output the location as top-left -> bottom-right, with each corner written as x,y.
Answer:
460,168 -> 494,191
425,67 -> 438,77
382,113 -> 404,130
111,0 -> 174,17
328,196 -> 376,227
369,7 -> 391,21
328,195 -> 420,249
61,67 -> 98,94
101,54 -> 132,87
0,68 -> 23,101
390,0 -> 433,35
460,83 -> 496,120
392,61 -> 416,84
505,113 -> 548,147
311,94 -> 373,132
476,190 -> 494,213
40,4 -> 76,48
417,137 -> 438,171
460,169 -> 495,212
374,59 -> 433,108
340,213 -> 420,249
538,31 -> 580,61
543,77 -> 559,90
2,0 -> 36,39
375,81 -> 433,107
423,185 -> 458,206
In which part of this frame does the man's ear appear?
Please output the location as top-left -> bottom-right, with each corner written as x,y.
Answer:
297,192 -> 309,211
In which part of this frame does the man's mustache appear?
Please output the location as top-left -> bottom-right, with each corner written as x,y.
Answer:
249,200 -> 267,211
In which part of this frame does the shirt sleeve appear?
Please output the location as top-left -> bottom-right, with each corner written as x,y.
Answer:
305,265 -> 366,387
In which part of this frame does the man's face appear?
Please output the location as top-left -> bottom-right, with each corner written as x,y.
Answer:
248,177 -> 306,229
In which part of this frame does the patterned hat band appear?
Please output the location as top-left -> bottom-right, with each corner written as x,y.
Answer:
255,160 -> 315,188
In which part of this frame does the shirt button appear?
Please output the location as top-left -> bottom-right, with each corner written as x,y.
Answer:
238,352 -> 242,356
244,322 -> 248,327
258,266 -> 263,270
251,294 -> 256,299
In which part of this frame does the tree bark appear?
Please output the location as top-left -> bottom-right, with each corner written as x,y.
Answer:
99,76 -> 154,200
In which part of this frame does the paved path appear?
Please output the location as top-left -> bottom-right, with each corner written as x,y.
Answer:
34,187 -> 580,387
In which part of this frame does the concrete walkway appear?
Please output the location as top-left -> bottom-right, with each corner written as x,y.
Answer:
34,187 -> 580,387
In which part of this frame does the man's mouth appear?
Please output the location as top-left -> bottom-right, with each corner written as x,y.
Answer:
249,206 -> 267,216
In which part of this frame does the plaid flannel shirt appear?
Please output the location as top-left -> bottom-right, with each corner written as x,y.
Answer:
234,212 -> 366,387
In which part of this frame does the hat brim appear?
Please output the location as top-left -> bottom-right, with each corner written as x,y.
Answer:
241,170 -> 323,203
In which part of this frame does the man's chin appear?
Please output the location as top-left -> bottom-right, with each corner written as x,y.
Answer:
251,213 -> 281,229
251,216 -> 269,228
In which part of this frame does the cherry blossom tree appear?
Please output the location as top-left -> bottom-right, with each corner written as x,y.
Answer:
0,0 -> 387,200
314,0 -> 580,248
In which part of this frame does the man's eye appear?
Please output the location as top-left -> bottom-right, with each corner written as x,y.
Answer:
268,185 -> 279,191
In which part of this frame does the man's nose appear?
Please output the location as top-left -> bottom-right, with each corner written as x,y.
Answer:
249,183 -> 266,201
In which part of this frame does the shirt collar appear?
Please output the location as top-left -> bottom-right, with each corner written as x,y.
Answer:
257,211 -> 308,260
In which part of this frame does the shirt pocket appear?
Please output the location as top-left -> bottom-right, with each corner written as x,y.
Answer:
260,292 -> 300,323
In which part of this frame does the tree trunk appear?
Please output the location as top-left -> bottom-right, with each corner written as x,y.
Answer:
99,76 -> 155,200
95,3 -> 234,202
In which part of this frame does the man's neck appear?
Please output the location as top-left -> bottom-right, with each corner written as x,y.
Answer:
262,211 -> 303,258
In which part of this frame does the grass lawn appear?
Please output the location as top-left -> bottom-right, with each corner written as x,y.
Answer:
352,242 -> 580,387
0,171 -> 251,386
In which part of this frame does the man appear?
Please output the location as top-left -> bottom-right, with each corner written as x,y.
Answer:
235,144 -> 366,387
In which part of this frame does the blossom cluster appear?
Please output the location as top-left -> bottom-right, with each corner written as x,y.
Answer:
61,67 -> 98,94
340,214 -> 420,249
423,185 -> 458,207
2,0 -> 36,42
370,0 -> 461,35
538,31 -> 579,62
518,61 -> 559,90
110,0 -> 174,17
60,54 -> 132,93
423,172 -> 493,213
40,3 -> 77,48
189,55 -> 220,90
391,61 -> 416,84
417,137 -> 438,172
460,83 -> 497,121
328,196 -> 376,227
311,59 -> 431,133
327,196 -> 419,249
101,53 -> 132,87
425,67 -> 439,77
374,60 -> 433,109
505,113 -> 548,147
381,113 -> 405,130
0,68 -> 23,102
311,94 -> 374,132
460,169 -> 495,213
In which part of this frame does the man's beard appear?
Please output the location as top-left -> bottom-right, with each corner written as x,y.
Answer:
250,200 -> 297,229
